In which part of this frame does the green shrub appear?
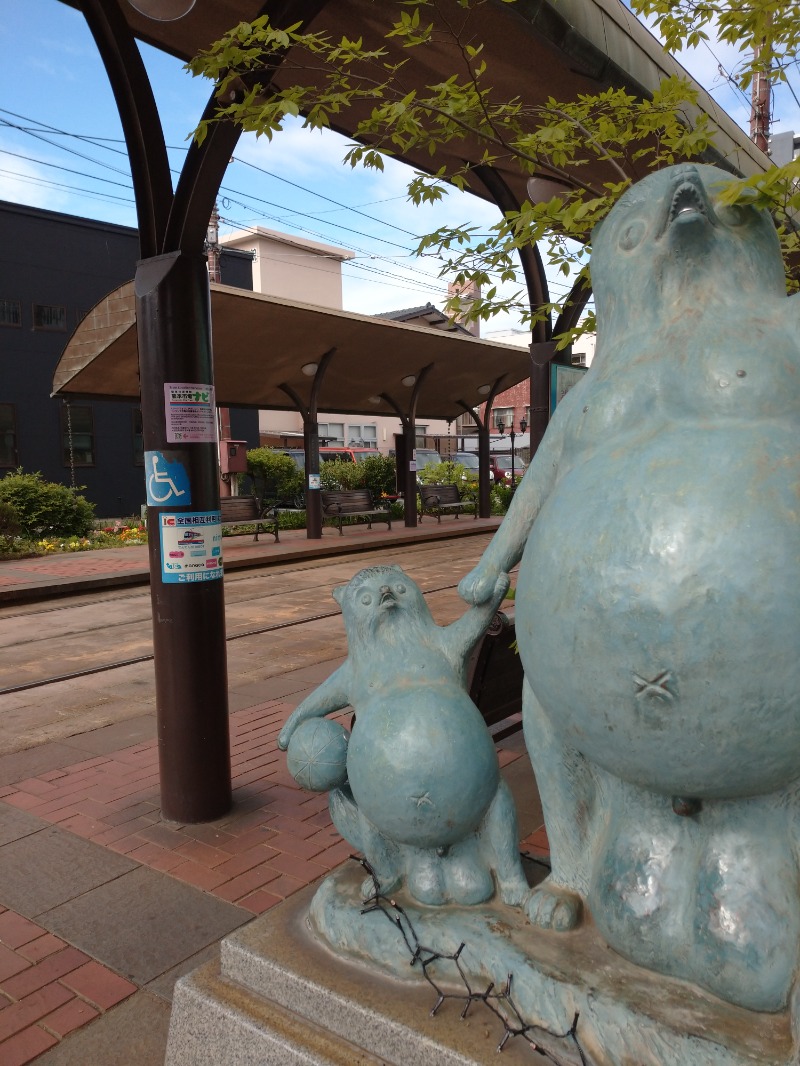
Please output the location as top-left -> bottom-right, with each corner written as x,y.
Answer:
358,454 -> 396,498
0,500 -> 20,537
418,459 -> 466,486
320,459 -> 364,491
0,470 -> 95,537
245,449 -> 305,507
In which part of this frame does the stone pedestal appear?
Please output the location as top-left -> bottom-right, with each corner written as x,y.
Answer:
166,864 -> 796,1066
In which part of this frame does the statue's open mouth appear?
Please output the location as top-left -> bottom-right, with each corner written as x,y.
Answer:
664,178 -> 713,233
380,589 -> 395,607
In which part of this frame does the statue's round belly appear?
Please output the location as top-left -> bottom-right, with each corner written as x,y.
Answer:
516,422 -> 799,798
346,686 -> 499,848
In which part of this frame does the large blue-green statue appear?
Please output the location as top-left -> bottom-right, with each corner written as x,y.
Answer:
462,162 -> 800,1016
274,164 -> 799,1062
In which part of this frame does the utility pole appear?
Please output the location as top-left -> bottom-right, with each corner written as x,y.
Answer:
750,38 -> 771,153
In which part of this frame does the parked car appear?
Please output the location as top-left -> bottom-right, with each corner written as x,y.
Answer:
454,451 -> 494,483
320,447 -> 381,464
414,448 -> 442,473
490,453 -> 527,483
275,448 -> 305,470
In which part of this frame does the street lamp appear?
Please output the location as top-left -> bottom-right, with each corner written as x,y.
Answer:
496,416 -> 528,494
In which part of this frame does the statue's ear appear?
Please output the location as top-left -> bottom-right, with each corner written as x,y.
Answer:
332,584 -> 347,606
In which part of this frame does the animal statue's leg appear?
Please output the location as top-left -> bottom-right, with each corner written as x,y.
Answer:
329,786 -> 402,897
441,836 -> 495,905
478,777 -> 530,907
522,678 -> 593,931
405,846 -> 447,905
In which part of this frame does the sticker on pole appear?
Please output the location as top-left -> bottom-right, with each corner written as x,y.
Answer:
145,451 -> 191,507
308,473 -> 320,490
164,382 -> 217,443
160,512 -> 223,583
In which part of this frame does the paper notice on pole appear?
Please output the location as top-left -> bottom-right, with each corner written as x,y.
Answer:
164,383 -> 217,443
160,512 -> 223,583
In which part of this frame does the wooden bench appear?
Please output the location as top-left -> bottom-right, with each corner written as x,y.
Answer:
467,608 -> 523,743
418,483 -> 476,522
219,495 -> 279,543
321,489 -> 392,535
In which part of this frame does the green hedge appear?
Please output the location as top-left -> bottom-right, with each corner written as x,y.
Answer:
0,470 -> 95,537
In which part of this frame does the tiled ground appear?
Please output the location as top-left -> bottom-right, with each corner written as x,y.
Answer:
0,908 -> 136,1066
0,695 -> 545,1063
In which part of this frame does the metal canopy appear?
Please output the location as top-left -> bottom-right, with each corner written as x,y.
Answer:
64,0 -> 769,212
52,280 -> 531,420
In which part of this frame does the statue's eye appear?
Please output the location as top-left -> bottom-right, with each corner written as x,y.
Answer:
395,583 -> 406,595
717,203 -> 749,227
360,593 -> 373,606
618,219 -> 646,251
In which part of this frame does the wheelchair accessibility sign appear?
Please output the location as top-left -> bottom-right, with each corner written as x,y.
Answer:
160,511 -> 223,584
145,451 -> 191,507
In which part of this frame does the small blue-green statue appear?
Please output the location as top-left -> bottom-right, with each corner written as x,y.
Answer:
279,565 -> 530,908
461,163 -> 800,1017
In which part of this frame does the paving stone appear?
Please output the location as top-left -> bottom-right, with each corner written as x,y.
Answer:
40,866 -> 250,985
35,990 -> 171,1066
0,745 -> 97,787
0,828 -> 137,917
60,717 -> 155,756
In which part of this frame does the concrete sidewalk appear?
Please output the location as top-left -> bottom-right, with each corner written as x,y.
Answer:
0,520 -> 545,1065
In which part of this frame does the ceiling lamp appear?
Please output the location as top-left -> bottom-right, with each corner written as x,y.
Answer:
301,363 -> 319,377
126,0 -> 196,20
401,375 -> 417,387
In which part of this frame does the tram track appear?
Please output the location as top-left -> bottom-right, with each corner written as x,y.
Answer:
0,579 -> 467,696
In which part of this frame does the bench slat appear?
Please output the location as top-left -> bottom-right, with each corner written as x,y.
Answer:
219,495 -> 279,543
418,483 -> 476,523
320,489 -> 392,535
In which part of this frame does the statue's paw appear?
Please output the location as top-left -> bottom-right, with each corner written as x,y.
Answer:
525,882 -> 583,932
458,567 -> 500,607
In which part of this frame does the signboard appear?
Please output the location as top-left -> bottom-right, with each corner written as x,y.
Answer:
549,364 -> 588,416
164,382 -> 217,443
159,512 -> 223,583
144,450 -> 191,507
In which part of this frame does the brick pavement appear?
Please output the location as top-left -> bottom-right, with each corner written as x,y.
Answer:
0,692 -> 543,1063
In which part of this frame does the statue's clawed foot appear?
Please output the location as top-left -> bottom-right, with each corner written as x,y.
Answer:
525,881 -> 583,931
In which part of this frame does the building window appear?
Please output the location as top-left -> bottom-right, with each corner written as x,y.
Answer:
132,408 -> 144,466
33,304 -> 67,331
493,407 -> 513,429
61,404 -> 95,466
0,405 -> 17,467
0,300 -> 21,328
318,422 -> 344,447
346,424 -> 377,446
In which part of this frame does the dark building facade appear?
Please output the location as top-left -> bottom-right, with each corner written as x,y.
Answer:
0,201 -> 257,517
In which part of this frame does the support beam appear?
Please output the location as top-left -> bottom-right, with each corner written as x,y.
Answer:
381,364 -> 433,527
279,348 -> 336,540
137,252 -> 231,823
457,375 -> 505,518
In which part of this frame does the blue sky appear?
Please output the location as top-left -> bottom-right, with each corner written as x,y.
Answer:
3,1 -> 799,331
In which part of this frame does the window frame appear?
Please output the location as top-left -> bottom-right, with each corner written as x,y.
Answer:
0,404 -> 18,467
61,403 -> 95,467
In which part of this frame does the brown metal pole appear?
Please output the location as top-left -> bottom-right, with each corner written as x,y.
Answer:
137,251 -> 231,823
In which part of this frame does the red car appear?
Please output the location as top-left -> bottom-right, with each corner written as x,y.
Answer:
490,454 -> 527,483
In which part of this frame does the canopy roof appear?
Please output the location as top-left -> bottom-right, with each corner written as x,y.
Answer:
68,0 -> 768,208
53,280 -> 531,420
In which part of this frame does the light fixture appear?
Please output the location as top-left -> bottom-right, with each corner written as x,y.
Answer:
477,384 -> 491,396
520,417 -> 528,434
301,362 -> 319,377
527,175 -> 571,204
368,395 -> 382,405
401,375 -> 417,387
126,0 -> 196,20
496,420 -> 505,435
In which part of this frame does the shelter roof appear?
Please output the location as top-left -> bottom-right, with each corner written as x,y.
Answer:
63,0 -> 769,211
52,280 -> 531,421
